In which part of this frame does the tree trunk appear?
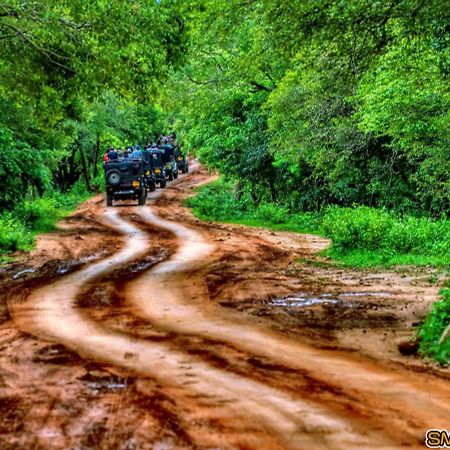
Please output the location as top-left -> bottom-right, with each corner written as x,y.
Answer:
78,143 -> 92,191
93,134 -> 101,178
268,179 -> 277,203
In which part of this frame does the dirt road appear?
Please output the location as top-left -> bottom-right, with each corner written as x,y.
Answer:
1,165 -> 449,449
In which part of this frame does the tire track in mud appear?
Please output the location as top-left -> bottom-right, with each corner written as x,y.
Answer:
127,203 -> 450,443
11,203 -> 386,449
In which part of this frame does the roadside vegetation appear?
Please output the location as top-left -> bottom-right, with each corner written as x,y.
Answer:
419,287 -> 450,364
0,181 -> 91,257
0,1 -> 182,255
187,180 -> 450,269
170,0 -> 450,363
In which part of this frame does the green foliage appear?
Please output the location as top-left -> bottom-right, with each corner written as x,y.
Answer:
168,0 -> 450,216
322,206 -> 450,256
14,197 -> 63,233
0,126 -> 52,208
188,180 -> 450,269
185,180 -> 252,221
419,289 -> 450,364
0,182 -> 90,254
187,179 -> 321,234
0,213 -> 34,252
255,204 -> 288,224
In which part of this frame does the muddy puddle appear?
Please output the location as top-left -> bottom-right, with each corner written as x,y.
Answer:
268,291 -> 393,308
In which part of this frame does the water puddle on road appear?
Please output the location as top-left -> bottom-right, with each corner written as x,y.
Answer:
270,294 -> 341,308
13,268 -> 37,279
269,291 -> 392,308
339,291 -> 392,298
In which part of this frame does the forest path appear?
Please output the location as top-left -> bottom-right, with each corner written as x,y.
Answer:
3,165 -> 448,449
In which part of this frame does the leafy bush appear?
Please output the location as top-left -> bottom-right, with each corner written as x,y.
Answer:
0,181 -> 90,254
322,206 -> 450,257
186,180 -> 251,221
419,289 -> 450,364
0,214 -> 33,252
289,212 -> 322,234
14,197 -> 62,232
322,206 -> 394,252
255,203 -> 288,224
186,179 -> 321,233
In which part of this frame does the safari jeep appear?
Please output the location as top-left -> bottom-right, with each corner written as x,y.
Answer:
174,146 -> 189,174
104,158 -> 147,206
144,148 -> 166,188
159,144 -> 178,181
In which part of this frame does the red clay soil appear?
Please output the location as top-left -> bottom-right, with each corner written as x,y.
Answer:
0,164 -> 449,450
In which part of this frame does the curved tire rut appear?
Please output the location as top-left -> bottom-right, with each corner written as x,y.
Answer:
10,197 -> 384,450
10,171 -> 450,449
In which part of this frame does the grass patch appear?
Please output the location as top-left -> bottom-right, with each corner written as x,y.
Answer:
323,249 -> 450,269
186,179 -> 450,269
0,180 -> 91,255
186,179 -> 322,235
418,288 -> 450,364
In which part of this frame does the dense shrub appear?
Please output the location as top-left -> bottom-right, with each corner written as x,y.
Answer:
322,206 -> 450,256
322,207 -> 394,252
255,203 -> 288,224
186,179 -> 322,233
14,197 -> 62,232
185,180 -> 252,221
0,182 -> 90,254
0,214 -> 34,252
419,289 -> 450,364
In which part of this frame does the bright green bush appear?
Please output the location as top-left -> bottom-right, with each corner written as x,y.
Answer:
0,214 -> 33,252
419,289 -> 450,364
322,206 -> 394,252
322,206 -> 450,257
186,179 -> 322,233
0,182 -> 91,254
289,212 -> 322,233
14,197 -> 62,232
186,180 -> 251,221
255,203 -> 288,224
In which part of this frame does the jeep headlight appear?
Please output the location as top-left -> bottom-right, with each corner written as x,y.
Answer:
132,181 -> 140,188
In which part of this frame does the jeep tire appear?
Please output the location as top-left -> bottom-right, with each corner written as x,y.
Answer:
138,189 -> 147,206
106,169 -> 121,186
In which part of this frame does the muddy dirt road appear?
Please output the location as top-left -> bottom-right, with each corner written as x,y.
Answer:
1,165 -> 449,449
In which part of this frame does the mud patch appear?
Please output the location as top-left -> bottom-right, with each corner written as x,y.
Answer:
80,369 -> 134,393
33,344 -> 84,365
76,250 -> 169,310
137,393 -> 193,445
0,396 -> 26,433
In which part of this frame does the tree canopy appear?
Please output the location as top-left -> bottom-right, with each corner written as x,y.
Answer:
0,0 -> 448,217
167,0 -> 450,216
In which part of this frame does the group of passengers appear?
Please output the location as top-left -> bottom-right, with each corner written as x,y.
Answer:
103,133 -> 177,164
